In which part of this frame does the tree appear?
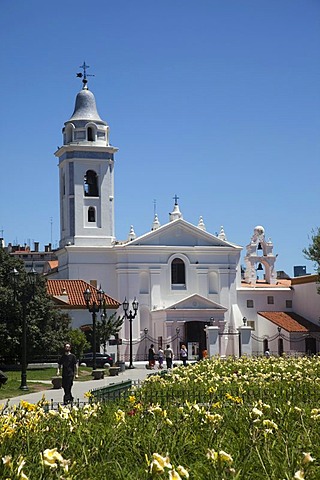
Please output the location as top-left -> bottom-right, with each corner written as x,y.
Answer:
97,311 -> 124,362
0,248 -> 71,363
69,329 -> 90,361
303,227 -> 320,290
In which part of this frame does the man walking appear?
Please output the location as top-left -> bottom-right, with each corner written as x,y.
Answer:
57,343 -> 78,404
164,344 -> 174,369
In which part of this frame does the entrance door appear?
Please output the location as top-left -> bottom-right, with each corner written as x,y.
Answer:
185,322 -> 207,360
305,337 -> 317,355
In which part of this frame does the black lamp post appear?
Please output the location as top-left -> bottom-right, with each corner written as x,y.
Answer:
123,297 -> 139,369
176,327 -> 180,358
11,266 -> 38,391
83,286 -> 104,370
144,328 -> 148,360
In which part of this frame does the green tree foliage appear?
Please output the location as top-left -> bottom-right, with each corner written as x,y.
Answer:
69,329 -> 90,361
303,227 -> 320,275
97,311 -> 124,354
0,248 -> 71,363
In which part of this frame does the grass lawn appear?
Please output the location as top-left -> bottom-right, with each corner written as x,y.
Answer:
0,367 -> 93,400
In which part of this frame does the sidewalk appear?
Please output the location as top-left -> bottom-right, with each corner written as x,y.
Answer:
5,362 -> 162,407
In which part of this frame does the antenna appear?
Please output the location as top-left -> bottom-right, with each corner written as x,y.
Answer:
153,199 -> 157,215
50,217 -> 53,245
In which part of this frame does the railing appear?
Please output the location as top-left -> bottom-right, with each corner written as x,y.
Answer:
90,380 -> 133,403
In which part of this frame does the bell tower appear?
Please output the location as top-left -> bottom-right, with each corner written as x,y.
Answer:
55,63 -> 118,248
244,226 -> 277,285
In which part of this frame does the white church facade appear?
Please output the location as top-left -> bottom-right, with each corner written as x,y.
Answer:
48,71 -> 320,360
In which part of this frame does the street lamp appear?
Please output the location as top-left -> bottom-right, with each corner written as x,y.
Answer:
144,328 -> 148,360
11,266 -> 38,391
176,327 -> 180,358
122,297 -> 139,369
83,286 -> 104,370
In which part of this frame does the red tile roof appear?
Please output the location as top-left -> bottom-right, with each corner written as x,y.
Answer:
258,311 -> 320,333
241,279 -> 291,288
46,279 -> 121,309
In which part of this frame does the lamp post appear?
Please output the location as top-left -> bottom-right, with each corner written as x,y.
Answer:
144,328 -> 148,360
123,297 -> 139,369
83,286 -> 104,370
176,327 -> 180,358
11,266 -> 38,391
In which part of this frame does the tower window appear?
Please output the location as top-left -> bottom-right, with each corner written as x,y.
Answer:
87,126 -> 95,142
247,299 -> 254,308
267,296 -> 274,305
84,170 -> 99,197
88,206 -> 96,222
171,258 -> 185,286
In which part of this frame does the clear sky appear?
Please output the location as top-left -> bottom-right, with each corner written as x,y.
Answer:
0,0 -> 319,277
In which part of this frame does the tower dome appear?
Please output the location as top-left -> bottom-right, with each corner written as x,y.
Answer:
69,88 -> 106,124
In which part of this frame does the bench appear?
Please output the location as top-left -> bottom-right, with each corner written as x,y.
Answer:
108,366 -> 120,376
92,369 -> 105,380
90,380 -> 132,403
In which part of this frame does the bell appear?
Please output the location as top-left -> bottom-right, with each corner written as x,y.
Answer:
257,243 -> 262,250
257,263 -> 263,271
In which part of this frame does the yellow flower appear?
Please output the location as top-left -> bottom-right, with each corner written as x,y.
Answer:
177,465 -> 190,478
115,409 -> 126,424
149,453 -> 172,474
206,449 -> 233,464
294,470 -> 305,480
219,450 -> 233,464
128,395 -> 136,404
17,456 -> 26,476
302,452 -> 315,464
41,448 -> 64,469
84,391 -> 93,398
169,469 -> 182,480
2,455 -> 12,466
252,407 -> 263,417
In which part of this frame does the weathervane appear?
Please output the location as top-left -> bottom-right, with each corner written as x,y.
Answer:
76,62 -> 95,89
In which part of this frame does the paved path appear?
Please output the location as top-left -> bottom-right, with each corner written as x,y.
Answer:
5,362 -> 162,407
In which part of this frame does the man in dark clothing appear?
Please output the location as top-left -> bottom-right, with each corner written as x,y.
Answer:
57,343 -> 78,404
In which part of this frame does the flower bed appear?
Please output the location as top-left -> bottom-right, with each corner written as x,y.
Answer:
1,356 -> 320,479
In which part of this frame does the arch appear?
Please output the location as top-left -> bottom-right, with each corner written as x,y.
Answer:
84,170 -> 99,197
263,338 -> 269,352
64,124 -> 74,144
88,206 -> 96,223
87,126 -> 95,142
171,258 -> 186,286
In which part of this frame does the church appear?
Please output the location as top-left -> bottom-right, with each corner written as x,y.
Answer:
48,67 -> 320,360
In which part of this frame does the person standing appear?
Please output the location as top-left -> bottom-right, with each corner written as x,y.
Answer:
180,344 -> 188,366
148,344 -> 156,369
57,343 -> 78,405
164,344 -> 174,369
157,347 -> 164,369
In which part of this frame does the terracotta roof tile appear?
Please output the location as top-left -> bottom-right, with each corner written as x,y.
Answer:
258,311 -> 320,333
46,279 -> 121,309
241,279 -> 291,288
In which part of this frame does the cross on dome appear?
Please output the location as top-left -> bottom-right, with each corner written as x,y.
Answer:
76,61 -> 95,90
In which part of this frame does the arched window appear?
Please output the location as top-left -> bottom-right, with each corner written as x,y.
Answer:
88,206 -> 96,222
278,338 -> 284,356
171,258 -> 185,286
87,126 -> 94,142
84,170 -> 99,197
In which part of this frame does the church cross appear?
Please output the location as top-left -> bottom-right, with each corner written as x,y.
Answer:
173,194 -> 179,205
76,62 -> 95,87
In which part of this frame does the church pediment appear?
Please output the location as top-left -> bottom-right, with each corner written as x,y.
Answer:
167,294 -> 228,312
127,219 -> 240,249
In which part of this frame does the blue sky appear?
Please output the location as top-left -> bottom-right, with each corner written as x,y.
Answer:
0,0 -> 319,276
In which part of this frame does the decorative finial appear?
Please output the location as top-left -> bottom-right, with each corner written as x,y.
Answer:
76,61 -> 95,89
